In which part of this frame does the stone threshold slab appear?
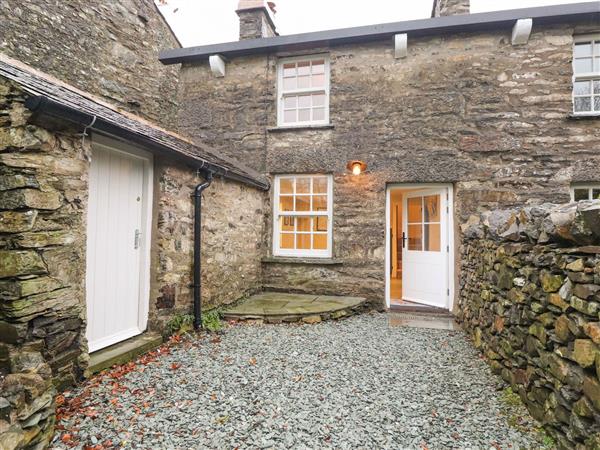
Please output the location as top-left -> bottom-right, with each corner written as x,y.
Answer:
87,332 -> 163,376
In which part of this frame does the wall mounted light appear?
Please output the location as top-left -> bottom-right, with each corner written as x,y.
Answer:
347,160 -> 367,176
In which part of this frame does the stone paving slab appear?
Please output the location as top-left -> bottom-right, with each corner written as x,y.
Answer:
223,292 -> 366,322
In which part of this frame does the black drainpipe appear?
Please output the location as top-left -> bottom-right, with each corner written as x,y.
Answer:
193,170 -> 214,330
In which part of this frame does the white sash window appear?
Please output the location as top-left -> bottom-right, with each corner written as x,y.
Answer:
573,35 -> 600,115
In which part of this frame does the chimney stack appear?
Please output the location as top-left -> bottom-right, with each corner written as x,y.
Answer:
236,0 -> 278,40
431,0 -> 470,17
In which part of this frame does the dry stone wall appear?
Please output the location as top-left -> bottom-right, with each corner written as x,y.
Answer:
0,0 -> 181,129
178,21 -> 600,306
459,201 -> 600,449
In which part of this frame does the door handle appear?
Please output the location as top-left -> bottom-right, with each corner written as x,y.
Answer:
402,232 -> 407,249
134,229 -> 141,249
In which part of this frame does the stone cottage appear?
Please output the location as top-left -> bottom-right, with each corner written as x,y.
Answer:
0,0 -> 600,448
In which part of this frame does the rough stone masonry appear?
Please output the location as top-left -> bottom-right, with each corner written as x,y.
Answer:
459,200 -> 600,449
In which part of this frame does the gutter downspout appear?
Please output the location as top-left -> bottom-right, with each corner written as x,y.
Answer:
193,170 -> 214,330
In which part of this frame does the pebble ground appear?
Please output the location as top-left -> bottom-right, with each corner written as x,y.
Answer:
52,313 -> 544,449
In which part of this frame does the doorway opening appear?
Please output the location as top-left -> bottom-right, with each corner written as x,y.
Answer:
385,184 -> 454,311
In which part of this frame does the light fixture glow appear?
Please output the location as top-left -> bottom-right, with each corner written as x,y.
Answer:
346,160 -> 367,176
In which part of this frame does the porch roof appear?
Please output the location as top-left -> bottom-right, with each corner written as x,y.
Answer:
0,54 -> 269,190
159,1 -> 599,65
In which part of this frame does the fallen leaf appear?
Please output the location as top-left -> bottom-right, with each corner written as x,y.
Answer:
170,362 -> 181,370
249,357 -> 257,366
61,434 -> 73,443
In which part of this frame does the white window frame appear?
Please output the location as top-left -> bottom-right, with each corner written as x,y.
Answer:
572,34 -> 600,116
276,54 -> 330,127
272,174 -> 333,258
571,183 -> 600,201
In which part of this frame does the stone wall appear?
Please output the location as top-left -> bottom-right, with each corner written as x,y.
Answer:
432,0 -> 470,17
177,20 -> 600,306
150,160 -> 266,330
0,0 -> 180,129
0,78 -> 89,449
458,201 -> 600,449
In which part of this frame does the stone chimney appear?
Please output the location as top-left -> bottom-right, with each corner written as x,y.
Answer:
431,0 -> 470,17
236,0 -> 278,40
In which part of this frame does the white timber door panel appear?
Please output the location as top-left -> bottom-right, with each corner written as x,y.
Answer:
401,188 -> 449,308
86,140 -> 152,353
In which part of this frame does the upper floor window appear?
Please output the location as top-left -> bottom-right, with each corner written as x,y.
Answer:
273,174 -> 333,258
571,184 -> 600,201
277,55 -> 330,127
573,35 -> 600,115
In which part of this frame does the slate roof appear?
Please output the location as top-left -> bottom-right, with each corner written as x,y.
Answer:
0,54 -> 269,190
159,1 -> 600,64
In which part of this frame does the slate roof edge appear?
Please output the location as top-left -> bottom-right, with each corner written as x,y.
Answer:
159,1 -> 600,64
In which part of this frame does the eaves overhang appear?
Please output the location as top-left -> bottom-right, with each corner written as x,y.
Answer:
159,1 -> 600,65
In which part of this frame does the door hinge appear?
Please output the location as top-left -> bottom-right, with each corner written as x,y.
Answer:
134,229 -> 141,249
447,288 -> 450,296
447,245 -> 450,252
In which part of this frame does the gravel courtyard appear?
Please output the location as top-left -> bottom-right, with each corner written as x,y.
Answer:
53,313 -> 545,449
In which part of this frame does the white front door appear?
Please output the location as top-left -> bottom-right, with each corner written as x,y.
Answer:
402,188 -> 449,308
86,140 -> 152,353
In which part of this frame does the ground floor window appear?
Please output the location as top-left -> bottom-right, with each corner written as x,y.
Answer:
273,174 -> 333,258
571,184 -> 600,201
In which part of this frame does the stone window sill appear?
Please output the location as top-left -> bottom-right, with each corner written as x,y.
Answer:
267,124 -> 335,132
567,113 -> 600,120
261,256 -> 343,265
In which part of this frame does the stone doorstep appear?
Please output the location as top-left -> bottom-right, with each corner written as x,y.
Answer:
86,332 -> 163,376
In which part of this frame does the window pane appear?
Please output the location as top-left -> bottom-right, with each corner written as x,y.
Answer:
297,217 -> 311,232
281,233 -> 294,249
296,196 -> 310,211
280,195 -> 294,211
313,195 -> 327,211
312,73 -> 325,88
313,93 -> 325,107
283,77 -> 297,90
594,97 -> 600,112
297,75 -> 310,89
575,42 -> 592,57
407,224 -> 422,251
296,178 -> 310,193
407,197 -> 422,223
574,97 -> 592,112
423,195 -> 440,222
283,63 -> 296,77
313,177 -> 328,193
592,189 -> 600,200
312,60 -> 325,74
595,42 -> 600,55
298,109 -> 311,121
297,61 -> 310,76
284,96 -> 297,109
284,110 -> 296,123
298,95 -> 311,108
313,108 -> 325,121
424,223 -> 441,252
574,188 -> 589,201
574,80 -> 591,95
296,233 -> 311,249
280,216 -> 295,232
314,216 -> 328,232
594,80 -> 600,94
313,234 -> 327,250
280,178 -> 293,194
575,58 -> 593,73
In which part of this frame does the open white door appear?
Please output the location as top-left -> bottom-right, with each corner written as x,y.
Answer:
401,188 -> 448,308
86,140 -> 152,352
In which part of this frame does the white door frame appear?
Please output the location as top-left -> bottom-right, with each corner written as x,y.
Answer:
385,183 -> 455,310
87,134 -> 154,351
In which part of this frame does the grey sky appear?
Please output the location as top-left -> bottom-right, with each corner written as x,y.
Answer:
157,0 -> 589,47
